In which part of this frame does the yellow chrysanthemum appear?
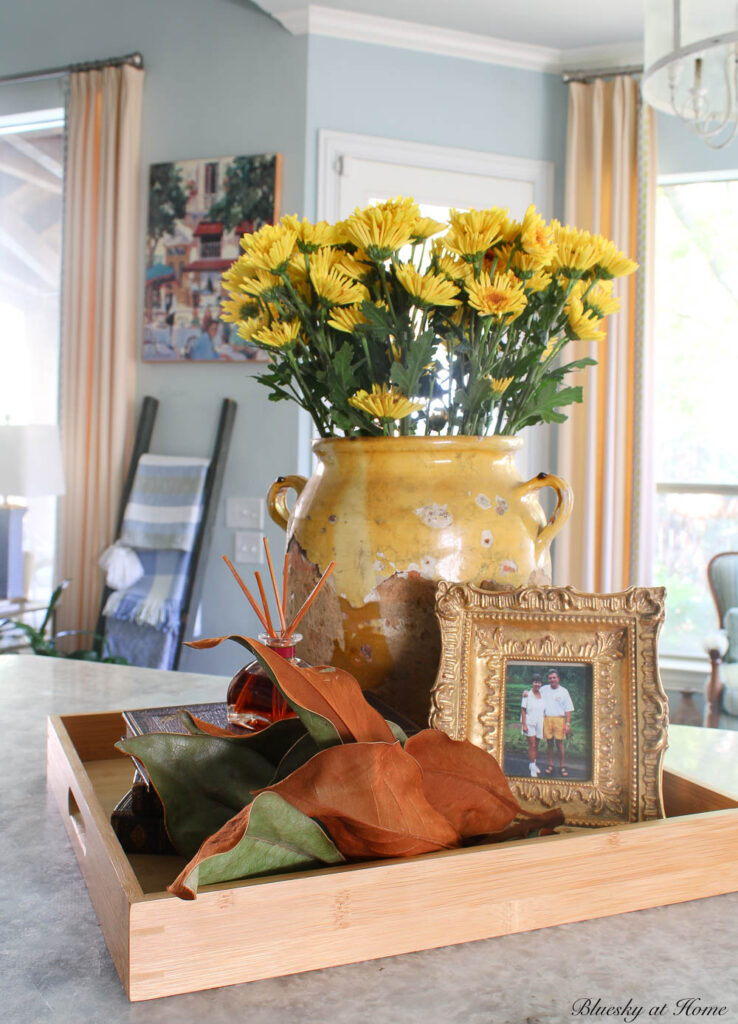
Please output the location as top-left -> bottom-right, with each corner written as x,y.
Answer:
410,216 -> 446,242
443,207 -> 510,261
566,295 -> 606,341
584,280 -> 621,318
551,221 -> 600,276
593,238 -> 639,279
251,319 -> 302,349
281,214 -> 339,253
327,305 -> 369,333
389,340 -> 402,362
431,242 -> 475,283
310,267 -> 368,306
249,229 -> 296,273
220,296 -> 258,323
235,315 -> 265,343
509,249 -> 548,277
348,384 -> 423,420
488,376 -> 514,395
343,197 -> 421,259
240,269 -> 282,298
465,271 -> 528,321
395,264 -> 461,308
519,205 -> 556,262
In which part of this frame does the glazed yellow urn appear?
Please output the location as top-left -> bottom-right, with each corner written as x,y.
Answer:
268,435 -> 572,726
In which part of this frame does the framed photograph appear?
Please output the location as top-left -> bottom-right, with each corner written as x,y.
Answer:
430,583 -> 668,828
143,152 -> 282,363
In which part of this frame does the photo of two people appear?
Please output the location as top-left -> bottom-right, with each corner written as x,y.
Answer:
503,661 -> 593,782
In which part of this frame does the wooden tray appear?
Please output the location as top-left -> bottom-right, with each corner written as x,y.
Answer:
47,710 -> 738,1003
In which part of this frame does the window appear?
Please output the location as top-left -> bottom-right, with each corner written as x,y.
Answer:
653,179 -> 738,658
204,161 -> 218,197
0,109 -> 64,602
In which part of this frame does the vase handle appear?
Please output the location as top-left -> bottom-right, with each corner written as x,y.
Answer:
517,472 -> 574,560
267,474 -> 307,530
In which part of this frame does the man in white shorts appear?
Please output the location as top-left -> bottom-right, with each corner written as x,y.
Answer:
520,674 -> 545,777
542,668 -> 574,777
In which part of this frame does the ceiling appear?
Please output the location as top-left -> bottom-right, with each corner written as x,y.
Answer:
252,0 -> 646,51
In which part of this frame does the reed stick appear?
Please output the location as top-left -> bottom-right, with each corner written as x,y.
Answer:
286,561 -> 336,635
254,571 -> 275,635
263,537 -> 287,632
281,551 -> 289,623
222,555 -> 272,635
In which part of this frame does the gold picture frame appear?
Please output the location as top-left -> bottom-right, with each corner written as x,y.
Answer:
429,583 -> 668,828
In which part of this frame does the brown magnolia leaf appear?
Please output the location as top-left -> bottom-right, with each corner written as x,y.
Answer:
189,635 -> 394,745
405,730 -> 522,838
260,741 -> 460,859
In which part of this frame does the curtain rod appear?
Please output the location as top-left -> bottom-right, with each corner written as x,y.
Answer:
0,51 -> 144,87
562,64 -> 643,83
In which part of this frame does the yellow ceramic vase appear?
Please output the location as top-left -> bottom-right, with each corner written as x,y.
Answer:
268,436 -> 572,726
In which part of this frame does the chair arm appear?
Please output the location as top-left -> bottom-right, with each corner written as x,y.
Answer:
705,647 -> 724,728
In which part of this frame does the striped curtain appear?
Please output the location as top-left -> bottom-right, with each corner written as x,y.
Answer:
57,64 -> 144,639
555,76 -> 656,592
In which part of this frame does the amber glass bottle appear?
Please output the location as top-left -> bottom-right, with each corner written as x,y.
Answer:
226,633 -> 305,731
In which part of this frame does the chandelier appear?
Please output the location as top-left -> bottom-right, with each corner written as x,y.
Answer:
642,0 -> 738,148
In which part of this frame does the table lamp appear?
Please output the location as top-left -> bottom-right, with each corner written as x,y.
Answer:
0,424 -> 66,599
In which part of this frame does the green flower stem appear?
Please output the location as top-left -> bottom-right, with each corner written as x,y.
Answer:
284,348 -> 329,436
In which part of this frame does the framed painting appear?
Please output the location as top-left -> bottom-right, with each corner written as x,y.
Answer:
430,583 -> 668,828
143,152 -> 282,362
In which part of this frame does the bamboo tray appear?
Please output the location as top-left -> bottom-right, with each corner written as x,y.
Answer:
47,710 -> 738,1003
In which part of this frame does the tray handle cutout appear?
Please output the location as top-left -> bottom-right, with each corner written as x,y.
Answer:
67,788 -> 87,856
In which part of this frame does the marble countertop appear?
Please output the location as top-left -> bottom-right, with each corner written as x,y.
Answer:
3,654 -> 738,1024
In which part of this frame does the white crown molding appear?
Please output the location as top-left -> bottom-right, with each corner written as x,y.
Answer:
273,5 -> 642,74
276,6 -> 560,72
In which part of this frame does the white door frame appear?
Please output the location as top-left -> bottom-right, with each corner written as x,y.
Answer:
317,129 -> 555,222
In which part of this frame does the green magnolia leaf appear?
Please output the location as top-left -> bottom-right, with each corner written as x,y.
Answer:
178,710 -> 307,757
272,731 -> 320,783
385,720 -> 409,745
168,791 -> 345,900
115,733 -> 278,859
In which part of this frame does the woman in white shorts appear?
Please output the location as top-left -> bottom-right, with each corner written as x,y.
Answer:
520,674 -> 545,777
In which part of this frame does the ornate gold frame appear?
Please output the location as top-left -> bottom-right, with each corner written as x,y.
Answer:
430,584 -> 668,827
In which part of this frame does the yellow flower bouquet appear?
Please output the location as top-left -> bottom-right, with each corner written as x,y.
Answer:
221,197 -> 636,436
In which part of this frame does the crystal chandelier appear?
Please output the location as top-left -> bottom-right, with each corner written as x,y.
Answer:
642,0 -> 738,148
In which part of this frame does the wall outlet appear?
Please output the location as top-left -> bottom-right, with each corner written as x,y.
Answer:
226,497 -> 264,529
234,531 -> 264,564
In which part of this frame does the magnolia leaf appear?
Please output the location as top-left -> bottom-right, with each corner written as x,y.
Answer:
261,741 -> 459,860
271,731 -> 320,783
178,710 -> 307,756
405,730 -> 521,838
184,634 -> 341,748
237,637 -> 395,747
116,733 -> 277,858
168,792 -> 345,900
385,720 -> 409,745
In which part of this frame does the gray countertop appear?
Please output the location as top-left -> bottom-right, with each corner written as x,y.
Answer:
2,654 -> 738,1024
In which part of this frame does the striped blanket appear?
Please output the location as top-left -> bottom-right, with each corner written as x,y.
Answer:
103,549 -> 191,634
119,454 -> 210,551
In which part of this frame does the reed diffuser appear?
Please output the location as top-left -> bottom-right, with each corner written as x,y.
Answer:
222,539 -> 335,730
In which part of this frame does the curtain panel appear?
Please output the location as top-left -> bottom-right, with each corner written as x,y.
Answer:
555,76 -> 656,593
57,64 -> 144,639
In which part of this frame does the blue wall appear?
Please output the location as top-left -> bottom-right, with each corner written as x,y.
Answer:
657,111 -> 738,177
303,35 -> 569,220
0,0 -> 309,677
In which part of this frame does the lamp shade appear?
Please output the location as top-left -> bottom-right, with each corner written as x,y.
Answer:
0,424 -> 66,498
642,0 -> 738,147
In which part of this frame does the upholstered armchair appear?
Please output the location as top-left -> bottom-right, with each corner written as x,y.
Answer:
704,552 -> 738,728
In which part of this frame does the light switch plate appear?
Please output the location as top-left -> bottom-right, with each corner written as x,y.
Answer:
226,497 -> 264,529
234,531 -> 264,564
